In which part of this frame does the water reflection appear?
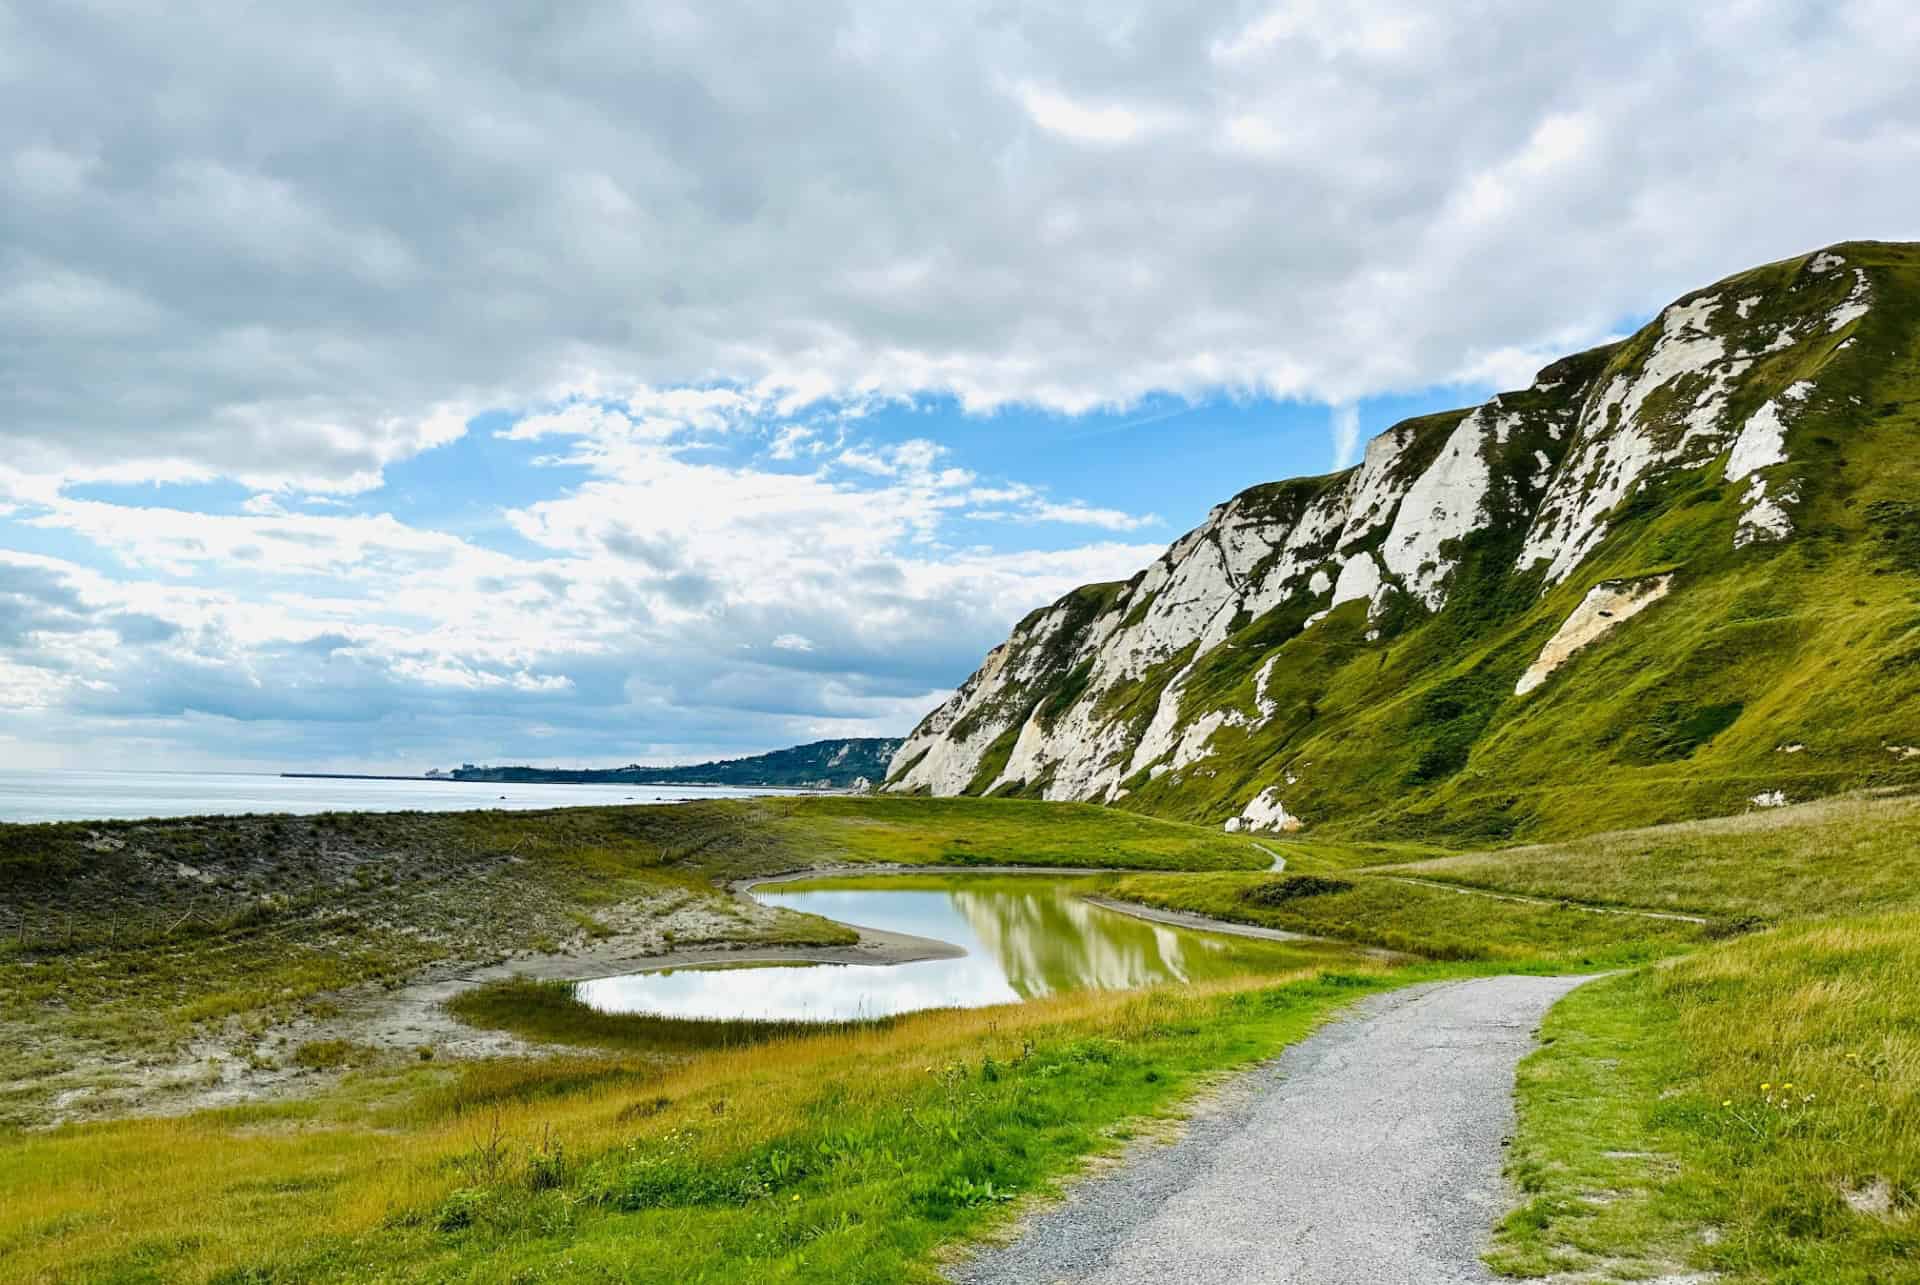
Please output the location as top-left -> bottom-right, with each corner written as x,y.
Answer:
575,876 -> 1309,1022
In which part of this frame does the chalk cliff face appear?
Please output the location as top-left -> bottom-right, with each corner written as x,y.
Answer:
887,243 -> 1920,842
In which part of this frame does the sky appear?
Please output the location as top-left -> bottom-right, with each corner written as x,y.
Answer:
2,2 -> 1916,773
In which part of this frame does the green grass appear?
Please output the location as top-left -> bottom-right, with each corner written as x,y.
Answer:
10,784 -> 1920,1279
291,1040 -> 379,1071
748,794 -> 1270,872
1494,912 -> 1920,1282
1378,790 -> 1920,921
1099,871 -> 1711,968
1234,834 -> 1454,874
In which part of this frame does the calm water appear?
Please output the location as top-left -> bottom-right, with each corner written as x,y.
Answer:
576,875 -> 1325,1021
0,769 -> 805,825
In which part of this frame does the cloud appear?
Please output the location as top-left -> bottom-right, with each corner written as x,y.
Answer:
0,422 -> 1165,769
966,500 -> 1161,532
2,2 -> 1916,769
768,425 -> 819,459
1,3 -> 1913,495
1016,84 -> 1164,144
1330,405 -> 1361,468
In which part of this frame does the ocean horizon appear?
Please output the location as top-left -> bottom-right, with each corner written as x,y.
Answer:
0,769 -> 807,825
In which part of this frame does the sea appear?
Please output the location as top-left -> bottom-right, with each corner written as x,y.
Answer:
0,770 -> 810,826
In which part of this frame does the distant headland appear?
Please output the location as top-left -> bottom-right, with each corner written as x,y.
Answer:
283,737 -> 902,792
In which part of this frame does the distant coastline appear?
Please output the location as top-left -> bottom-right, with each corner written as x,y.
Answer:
280,772 -> 447,783
278,771 -> 760,789
296,737 -> 906,793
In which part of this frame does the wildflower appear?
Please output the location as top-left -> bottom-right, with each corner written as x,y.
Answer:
1721,1099 -> 1733,1108
1762,1082 -> 1772,1091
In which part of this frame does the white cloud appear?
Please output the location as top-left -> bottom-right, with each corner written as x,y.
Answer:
1330,404 -> 1361,467
28,500 -> 484,581
3,3 -> 1910,495
1214,2 -> 1431,64
1017,84 -> 1160,144
2,1 -> 1917,769
768,425 -> 818,459
968,500 -> 1161,532
0,460 -> 1172,768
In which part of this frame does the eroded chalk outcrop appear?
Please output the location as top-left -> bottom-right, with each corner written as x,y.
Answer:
1223,787 -> 1304,834
1516,576 -> 1674,696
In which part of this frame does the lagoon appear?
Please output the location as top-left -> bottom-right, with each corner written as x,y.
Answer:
576,874 -> 1342,1021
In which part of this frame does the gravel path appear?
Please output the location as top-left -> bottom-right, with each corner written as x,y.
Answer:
950,974 -> 1594,1285
1250,842 -> 1288,872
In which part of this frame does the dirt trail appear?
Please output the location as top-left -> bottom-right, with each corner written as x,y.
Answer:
950,975 -> 1595,1285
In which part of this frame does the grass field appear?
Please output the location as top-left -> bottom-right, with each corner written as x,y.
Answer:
6,789 -> 1920,1281
1377,790 -> 1920,921
1094,790 -> 1920,1281
0,969 -> 1406,1283
1098,870 -> 1713,968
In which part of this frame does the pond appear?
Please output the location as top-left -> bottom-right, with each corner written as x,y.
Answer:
574,874 -> 1342,1022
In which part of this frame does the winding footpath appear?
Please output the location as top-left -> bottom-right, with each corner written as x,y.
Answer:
951,974 -> 1595,1285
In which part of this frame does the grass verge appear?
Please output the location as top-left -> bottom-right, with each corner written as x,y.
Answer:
1493,910 -> 1920,1282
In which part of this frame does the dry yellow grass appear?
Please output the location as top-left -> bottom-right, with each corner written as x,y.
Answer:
0,965 -> 1393,1283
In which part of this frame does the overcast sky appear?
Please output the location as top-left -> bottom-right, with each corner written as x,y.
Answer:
2,1 -> 1915,772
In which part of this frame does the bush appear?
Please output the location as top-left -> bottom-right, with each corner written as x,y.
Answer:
1238,875 -> 1354,906
291,1039 -> 371,1070
1705,913 -> 1768,940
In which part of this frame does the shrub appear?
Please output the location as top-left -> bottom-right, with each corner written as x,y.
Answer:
291,1039 -> 371,1070
1238,875 -> 1354,906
